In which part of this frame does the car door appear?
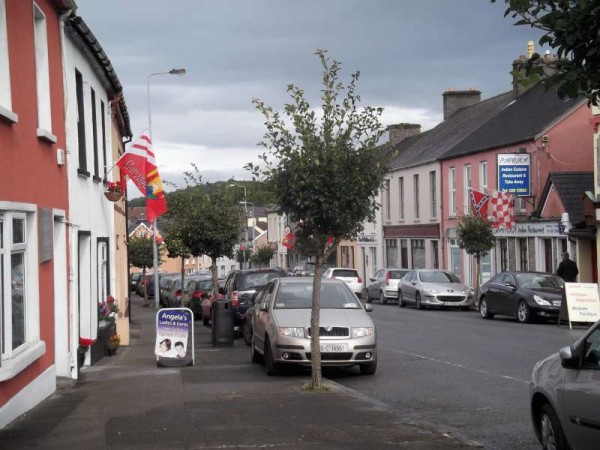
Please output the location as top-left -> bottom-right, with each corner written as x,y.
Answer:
562,326 -> 600,448
496,273 -> 520,316
368,270 -> 384,298
253,281 -> 275,353
402,271 -> 417,303
485,274 -> 505,313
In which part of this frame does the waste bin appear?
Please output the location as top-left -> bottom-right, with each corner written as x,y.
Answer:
212,300 -> 234,346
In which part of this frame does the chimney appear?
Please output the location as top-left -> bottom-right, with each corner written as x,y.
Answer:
512,41 -> 559,98
388,123 -> 421,146
442,88 -> 481,120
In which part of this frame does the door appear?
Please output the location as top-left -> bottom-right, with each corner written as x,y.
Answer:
402,271 -> 417,303
368,269 -> 384,298
253,281 -> 275,354
486,273 -> 506,314
496,273 -> 519,316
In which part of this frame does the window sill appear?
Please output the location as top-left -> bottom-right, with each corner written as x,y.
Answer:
37,128 -> 57,144
77,168 -> 90,178
0,105 -> 18,124
93,175 -> 102,183
0,341 -> 46,382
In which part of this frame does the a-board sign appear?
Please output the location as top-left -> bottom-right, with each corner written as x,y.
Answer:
155,308 -> 194,367
562,283 -> 600,328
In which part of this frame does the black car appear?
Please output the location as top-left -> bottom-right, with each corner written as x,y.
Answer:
479,271 -> 564,323
220,268 -> 287,332
183,276 -> 213,320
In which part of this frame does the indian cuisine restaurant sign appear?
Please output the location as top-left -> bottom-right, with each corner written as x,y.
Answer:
497,153 -> 531,197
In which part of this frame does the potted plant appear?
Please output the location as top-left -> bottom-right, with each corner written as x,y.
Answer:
104,181 -> 123,202
98,295 -> 119,325
78,337 -> 95,368
106,333 -> 120,356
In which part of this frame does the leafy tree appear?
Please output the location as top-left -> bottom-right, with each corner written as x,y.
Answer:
455,214 -> 496,303
247,50 -> 390,388
128,235 -> 154,306
235,248 -> 253,267
252,246 -> 275,268
494,0 -> 600,104
163,223 -> 191,306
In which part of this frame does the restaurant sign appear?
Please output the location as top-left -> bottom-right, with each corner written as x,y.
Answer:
492,221 -> 566,237
497,153 -> 531,197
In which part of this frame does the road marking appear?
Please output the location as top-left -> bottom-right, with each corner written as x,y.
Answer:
386,348 -> 529,384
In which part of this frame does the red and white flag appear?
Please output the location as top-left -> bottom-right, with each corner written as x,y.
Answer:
116,132 -> 167,222
469,188 -> 490,219
489,190 -> 514,229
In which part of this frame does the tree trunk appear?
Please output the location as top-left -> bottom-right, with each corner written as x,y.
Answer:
310,253 -> 324,389
180,257 -> 185,307
210,257 -> 218,297
475,254 -> 481,308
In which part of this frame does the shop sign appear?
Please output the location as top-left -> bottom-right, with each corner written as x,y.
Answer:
492,221 -> 565,237
155,308 -> 194,366
562,283 -> 600,328
497,153 -> 531,197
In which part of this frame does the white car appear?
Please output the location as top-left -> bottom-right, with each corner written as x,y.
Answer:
365,268 -> 409,304
322,267 -> 363,296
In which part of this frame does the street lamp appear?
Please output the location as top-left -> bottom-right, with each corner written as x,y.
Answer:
241,201 -> 256,254
147,68 -> 186,309
229,184 -> 248,268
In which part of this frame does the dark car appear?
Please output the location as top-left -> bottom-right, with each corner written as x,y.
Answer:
242,285 -> 267,346
183,276 -> 213,320
479,271 -> 564,323
220,268 -> 287,333
290,260 -> 316,277
130,272 -> 142,291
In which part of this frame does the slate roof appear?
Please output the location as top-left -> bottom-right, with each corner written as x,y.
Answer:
441,84 -> 584,159
536,172 -> 594,226
389,91 -> 513,170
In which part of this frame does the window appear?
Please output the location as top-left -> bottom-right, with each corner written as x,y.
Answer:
384,179 -> 390,221
464,164 -> 471,213
449,238 -> 461,278
499,239 -> 508,272
0,0 -> 16,122
411,239 -> 425,268
400,239 -> 408,268
1,204 -> 43,378
75,70 -> 87,174
518,238 -> 528,271
429,171 -> 437,218
414,174 -> 419,219
479,161 -> 488,191
385,239 -> 397,267
33,3 -> 54,141
449,167 -> 456,216
91,88 -> 100,179
431,240 -> 439,269
101,101 -> 107,178
399,177 -> 404,220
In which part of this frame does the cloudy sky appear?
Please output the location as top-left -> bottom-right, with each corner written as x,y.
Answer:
75,0 -> 544,191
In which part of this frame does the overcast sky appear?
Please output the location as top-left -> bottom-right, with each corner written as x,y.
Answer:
75,0 -> 544,192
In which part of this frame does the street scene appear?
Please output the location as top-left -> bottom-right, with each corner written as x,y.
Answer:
2,1 -> 600,450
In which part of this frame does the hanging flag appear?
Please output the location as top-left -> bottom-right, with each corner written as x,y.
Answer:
469,188 -> 491,219
115,132 -> 167,222
489,190 -> 514,229
281,230 -> 295,249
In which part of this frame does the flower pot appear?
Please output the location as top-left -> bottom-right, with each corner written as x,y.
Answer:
104,191 -> 123,202
106,347 -> 117,356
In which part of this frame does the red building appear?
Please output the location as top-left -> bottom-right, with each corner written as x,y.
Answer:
0,0 -> 74,429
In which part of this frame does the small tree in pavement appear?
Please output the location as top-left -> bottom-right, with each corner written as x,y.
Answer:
163,223 -> 191,306
128,235 -> 155,307
247,50 -> 390,389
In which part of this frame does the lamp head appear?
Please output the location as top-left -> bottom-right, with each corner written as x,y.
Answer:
169,68 -> 186,75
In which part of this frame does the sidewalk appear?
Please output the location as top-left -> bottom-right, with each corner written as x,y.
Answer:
0,294 -> 476,449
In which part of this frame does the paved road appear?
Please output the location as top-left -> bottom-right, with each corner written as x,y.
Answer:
326,302 -> 589,450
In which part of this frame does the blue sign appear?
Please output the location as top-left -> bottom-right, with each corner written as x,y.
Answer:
497,153 -> 531,196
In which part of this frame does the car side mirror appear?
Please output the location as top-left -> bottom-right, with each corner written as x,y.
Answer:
559,345 -> 579,369
259,304 -> 269,312
369,277 -> 376,282
504,282 -> 516,289
364,303 -> 373,312
218,287 -> 226,295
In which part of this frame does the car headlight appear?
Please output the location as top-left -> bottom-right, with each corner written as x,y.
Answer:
424,287 -> 438,294
352,327 -> 374,337
533,294 -> 551,306
462,288 -> 472,295
278,327 -> 304,338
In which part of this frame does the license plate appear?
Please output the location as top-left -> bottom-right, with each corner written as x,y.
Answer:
320,343 -> 348,352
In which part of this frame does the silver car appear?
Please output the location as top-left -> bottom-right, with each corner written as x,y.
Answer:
250,278 -> 377,375
322,267 -> 364,296
398,269 -> 473,310
530,320 -> 600,450
365,268 -> 409,304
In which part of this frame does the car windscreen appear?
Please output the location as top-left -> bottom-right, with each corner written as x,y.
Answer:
332,269 -> 358,278
195,280 -> 212,290
389,270 -> 407,279
239,272 -> 284,290
274,283 -> 362,309
515,273 -> 564,289
419,271 -> 460,283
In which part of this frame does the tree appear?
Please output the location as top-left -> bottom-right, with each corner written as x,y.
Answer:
235,248 -> 253,266
247,50 -> 390,389
163,223 -> 191,306
494,0 -> 600,104
252,246 -> 275,268
128,235 -> 154,307
455,214 -> 496,305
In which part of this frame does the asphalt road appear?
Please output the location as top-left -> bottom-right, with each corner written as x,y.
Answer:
325,301 -> 590,450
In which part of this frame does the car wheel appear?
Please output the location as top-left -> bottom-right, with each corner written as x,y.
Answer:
264,338 -> 279,376
242,322 -> 252,346
415,292 -> 423,310
251,334 -> 262,363
517,299 -> 531,323
398,290 -> 406,308
202,311 -> 209,326
479,297 -> 494,319
380,291 -> 387,305
539,403 -> 569,450
359,359 -> 377,375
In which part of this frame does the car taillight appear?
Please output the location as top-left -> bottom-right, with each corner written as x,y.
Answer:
145,278 -> 150,286
358,276 -> 362,284
192,290 -> 204,299
231,291 -> 239,307
175,290 -> 182,298
385,271 -> 390,286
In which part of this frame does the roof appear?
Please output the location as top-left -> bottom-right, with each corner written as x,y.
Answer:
536,172 -> 594,226
442,84 -> 584,159
389,91 -> 514,170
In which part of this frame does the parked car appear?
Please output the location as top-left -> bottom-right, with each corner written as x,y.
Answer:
216,268 -> 287,331
146,272 -> 177,300
365,268 -> 409,304
398,269 -> 473,310
183,275 -> 213,320
479,271 -> 564,323
130,272 -> 142,291
250,277 -> 377,375
290,260 -> 316,277
322,267 -> 363,296
242,285 -> 267,346
159,275 -> 179,307
134,274 -> 147,296
530,319 -> 600,449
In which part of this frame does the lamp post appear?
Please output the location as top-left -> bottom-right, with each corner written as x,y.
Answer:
241,201 -> 255,256
229,184 -> 247,269
147,68 -> 186,309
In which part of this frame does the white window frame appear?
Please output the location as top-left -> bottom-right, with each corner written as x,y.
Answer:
464,164 -> 471,213
0,203 -> 44,381
429,170 -> 437,218
399,177 -> 404,220
479,161 -> 488,191
414,174 -> 419,220
0,0 -> 17,123
384,179 -> 391,221
33,3 -> 55,142
449,167 -> 456,216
